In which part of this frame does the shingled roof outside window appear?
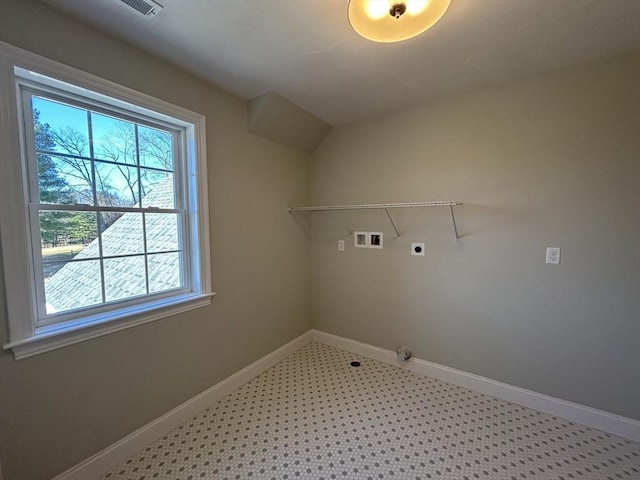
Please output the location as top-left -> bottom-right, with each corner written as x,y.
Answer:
44,177 -> 182,313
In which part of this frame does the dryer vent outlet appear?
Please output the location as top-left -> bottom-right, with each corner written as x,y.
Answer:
397,346 -> 412,362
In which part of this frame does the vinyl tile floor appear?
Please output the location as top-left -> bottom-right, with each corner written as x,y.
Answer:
102,342 -> 640,480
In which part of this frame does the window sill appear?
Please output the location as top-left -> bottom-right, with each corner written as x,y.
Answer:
3,292 -> 215,360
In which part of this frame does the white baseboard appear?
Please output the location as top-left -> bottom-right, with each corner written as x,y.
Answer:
312,329 -> 640,443
53,330 -> 313,480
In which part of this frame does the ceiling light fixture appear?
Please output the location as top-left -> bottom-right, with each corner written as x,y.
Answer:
348,0 -> 451,43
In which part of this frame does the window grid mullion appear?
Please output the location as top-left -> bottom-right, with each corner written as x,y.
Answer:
87,109 -> 107,305
136,124 -> 151,296
34,203 -> 184,214
33,149 -> 174,175
42,249 -> 183,266
143,212 -> 150,295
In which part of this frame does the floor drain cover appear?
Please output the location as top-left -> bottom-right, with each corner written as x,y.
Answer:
350,361 -> 361,367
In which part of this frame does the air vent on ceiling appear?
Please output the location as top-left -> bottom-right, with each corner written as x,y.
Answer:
119,0 -> 163,17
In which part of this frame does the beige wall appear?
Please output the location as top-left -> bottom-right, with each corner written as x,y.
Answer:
1,1 -> 638,479
311,52 -> 640,420
0,1 -> 311,479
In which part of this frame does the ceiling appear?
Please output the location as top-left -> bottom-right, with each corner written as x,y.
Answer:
42,0 -> 640,126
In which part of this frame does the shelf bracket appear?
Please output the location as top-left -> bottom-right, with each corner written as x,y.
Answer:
450,204 -> 460,242
339,221 -> 353,236
383,208 -> 400,237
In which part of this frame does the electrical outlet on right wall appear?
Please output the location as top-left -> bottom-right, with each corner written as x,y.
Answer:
546,247 -> 561,264
411,243 -> 425,256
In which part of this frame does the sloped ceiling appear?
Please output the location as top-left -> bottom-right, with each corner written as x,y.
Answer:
42,0 -> 640,126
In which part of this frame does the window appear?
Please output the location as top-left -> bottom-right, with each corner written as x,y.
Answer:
0,43 -> 212,359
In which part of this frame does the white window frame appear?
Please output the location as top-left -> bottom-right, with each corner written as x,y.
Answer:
0,42 -> 213,359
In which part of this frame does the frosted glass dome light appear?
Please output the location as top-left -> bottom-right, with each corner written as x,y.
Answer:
348,0 -> 451,43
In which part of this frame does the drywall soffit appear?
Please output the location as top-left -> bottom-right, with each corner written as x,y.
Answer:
247,92 -> 331,153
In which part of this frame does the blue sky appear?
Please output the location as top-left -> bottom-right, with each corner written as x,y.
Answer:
32,95 -> 173,205
33,95 -> 88,143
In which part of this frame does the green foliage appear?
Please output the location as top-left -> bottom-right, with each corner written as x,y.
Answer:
66,211 -> 96,244
39,211 -> 97,248
34,109 -> 94,247
35,110 -> 73,205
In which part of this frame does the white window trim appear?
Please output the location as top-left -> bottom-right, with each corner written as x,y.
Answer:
0,42 -> 213,360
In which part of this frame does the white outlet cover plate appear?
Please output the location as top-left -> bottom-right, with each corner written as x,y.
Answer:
411,243 -> 425,256
338,240 -> 345,251
546,247 -> 561,264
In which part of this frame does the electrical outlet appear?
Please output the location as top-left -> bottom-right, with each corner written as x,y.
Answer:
338,240 -> 345,251
411,243 -> 425,256
546,247 -> 561,264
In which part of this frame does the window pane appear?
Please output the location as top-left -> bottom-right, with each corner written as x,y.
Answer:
91,112 -> 137,165
104,256 -> 147,302
95,161 -> 139,207
38,154 -> 74,204
39,154 -> 94,205
101,212 -> 144,257
148,252 -> 182,293
141,170 -> 174,208
44,259 -> 102,314
39,211 -> 98,259
32,96 -> 89,157
139,125 -> 173,170
146,213 -> 180,253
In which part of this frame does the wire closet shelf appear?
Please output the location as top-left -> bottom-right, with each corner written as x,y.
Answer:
287,201 -> 463,241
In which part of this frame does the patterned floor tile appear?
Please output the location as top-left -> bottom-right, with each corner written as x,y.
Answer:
101,342 -> 640,480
